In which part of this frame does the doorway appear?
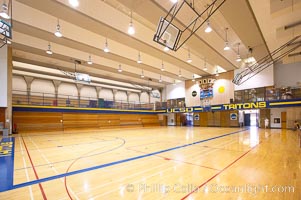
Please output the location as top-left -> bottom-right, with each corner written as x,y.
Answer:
244,109 -> 259,127
185,113 -> 193,126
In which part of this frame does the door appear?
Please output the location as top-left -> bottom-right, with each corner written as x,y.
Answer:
281,112 -> 286,129
244,113 -> 251,126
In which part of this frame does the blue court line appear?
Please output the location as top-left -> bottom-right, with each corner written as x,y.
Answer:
0,137 -> 15,192
7,129 -> 248,192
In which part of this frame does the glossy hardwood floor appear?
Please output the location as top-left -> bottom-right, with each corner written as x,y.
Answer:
0,127 -> 300,199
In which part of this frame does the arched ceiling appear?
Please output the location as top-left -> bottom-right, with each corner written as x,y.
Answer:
6,0 -> 301,92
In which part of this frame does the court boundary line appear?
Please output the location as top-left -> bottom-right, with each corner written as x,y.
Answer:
21,136 -> 47,199
9,128 -> 248,192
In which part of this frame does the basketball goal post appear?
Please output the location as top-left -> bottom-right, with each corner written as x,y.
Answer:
153,0 -> 226,51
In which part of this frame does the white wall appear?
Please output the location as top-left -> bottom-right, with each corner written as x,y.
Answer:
140,92 -> 149,103
58,83 -> 78,99
274,61 -> 301,88
115,91 -> 127,102
99,88 -> 113,100
167,113 -> 176,126
166,81 -> 185,100
12,75 -> 26,93
129,93 -> 139,103
270,108 -> 286,128
185,81 -> 201,107
31,79 -> 55,97
211,78 -> 234,105
80,86 -> 97,99
150,89 -> 160,103
234,65 -> 274,90
161,87 -> 167,102
0,47 -> 7,107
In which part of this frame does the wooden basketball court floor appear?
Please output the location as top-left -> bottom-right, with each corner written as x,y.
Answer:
0,127 -> 300,199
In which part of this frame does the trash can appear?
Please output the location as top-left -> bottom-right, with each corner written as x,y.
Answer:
1,128 -> 9,137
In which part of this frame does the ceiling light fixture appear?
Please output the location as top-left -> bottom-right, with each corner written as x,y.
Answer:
137,52 -> 142,64
104,38 -> 110,53
178,69 -> 182,77
0,1 -> 9,19
192,74 -> 195,82
215,68 -> 219,77
128,11 -> 135,35
170,0 -> 178,3
87,55 -> 93,65
141,69 -> 144,78
46,42 -> 53,55
187,48 -> 192,63
159,74 -> 162,82
118,64 -> 122,72
5,38 -> 11,44
68,0 -> 79,7
223,28 -> 230,51
161,61 -> 165,71
205,20 -> 212,33
236,42 -> 242,62
54,19 -> 63,38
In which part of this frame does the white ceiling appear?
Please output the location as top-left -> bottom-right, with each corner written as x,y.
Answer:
3,0 -> 301,91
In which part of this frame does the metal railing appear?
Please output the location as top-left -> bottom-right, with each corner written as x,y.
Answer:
12,90 -> 167,110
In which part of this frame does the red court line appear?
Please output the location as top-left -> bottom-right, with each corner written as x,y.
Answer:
21,136 -> 47,200
126,147 -> 220,171
181,142 -> 262,200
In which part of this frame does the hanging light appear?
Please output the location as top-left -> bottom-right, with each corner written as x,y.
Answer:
118,64 -> 122,72
236,42 -> 242,62
128,11 -> 135,35
5,38 -> 11,44
178,69 -> 182,77
137,52 -> 142,64
159,74 -> 162,83
204,58 -> 208,71
68,0 -> 79,7
192,74 -> 195,82
104,38 -> 110,53
0,1 -> 9,19
173,80 -> 176,85
215,68 -> 219,77
54,19 -> 63,38
205,20 -> 212,33
46,42 -> 53,55
223,28 -> 230,51
141,69 -> 144,78
87,55 -> 93,65
187,48 -> 192,63
161,61 -> 165,71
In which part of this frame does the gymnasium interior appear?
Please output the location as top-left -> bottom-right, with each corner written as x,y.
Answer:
0,0 -> 301,199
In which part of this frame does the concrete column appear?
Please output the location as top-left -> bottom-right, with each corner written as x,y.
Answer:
112,89 -> 118,102
76,83 -> 84,107
24,76 -> 34,104
95,86 -> 102,99
52,80 -> 61,105
126,91 -> 131,103
148,91 -> 151,103
138,92 -> 142,103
